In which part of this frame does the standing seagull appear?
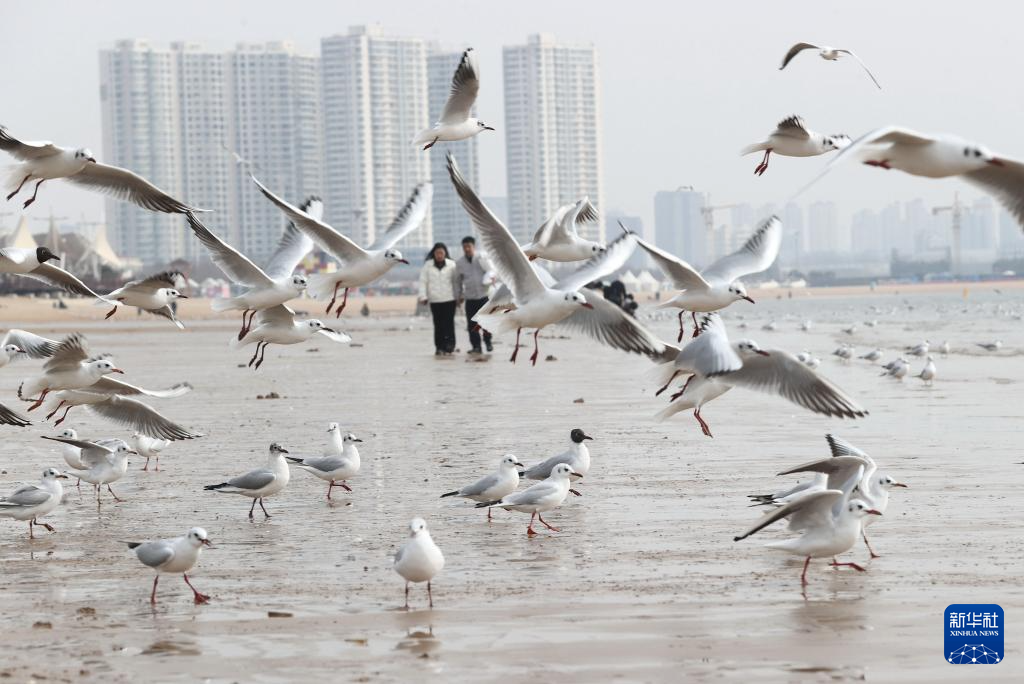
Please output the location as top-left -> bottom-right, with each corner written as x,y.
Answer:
60,438 -> 133,503
636,216 -> 783,341
131,432 -> 170,471
1,125 -> 203,211
286,429 -> 362,499
0,329 -> 59,368
17,334 -> 125,411
742,116 -> 850,176
520,429 -> 594,496
0,246 -> 110,302
916,356 -> 937,385
521,197 -> 605,262
394,518 -> 445,609
413,48 -> 494,150
253,176 -> 431,317
0,468 -> 68,539
124,527 -> 212,604
441,454 -> 523,521
187,202 -> 316,339
779,43 -> 881,89
977,340 -> 1002,352
477,463 -> 581,536
232,304 -> 351,370
101,271 -> 188,328
806,126 -> 1024,230
204,443 -> 291,518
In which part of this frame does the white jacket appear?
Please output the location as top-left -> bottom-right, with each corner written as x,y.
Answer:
419,259 -> 458,303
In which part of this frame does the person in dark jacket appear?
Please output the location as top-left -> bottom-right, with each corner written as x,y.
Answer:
455,236 -> 493,354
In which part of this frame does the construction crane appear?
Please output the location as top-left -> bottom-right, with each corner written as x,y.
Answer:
932,193 -> 964,276
701,197 -> 740,260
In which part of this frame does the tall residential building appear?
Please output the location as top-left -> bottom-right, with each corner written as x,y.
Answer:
321,26 -> 432,256
806,200 -> 843,254
503,34 -> 603,244
427,48 -> 479,247
654,187 -> 706,266
99,40 -> 186,265
229,42 -> 322,263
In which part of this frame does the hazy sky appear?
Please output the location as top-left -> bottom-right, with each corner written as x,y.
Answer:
2,1 -> 1022,233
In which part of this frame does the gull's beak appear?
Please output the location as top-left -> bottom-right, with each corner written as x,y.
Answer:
866,509 -> 883,516
56,473 -> 69,479
987,158 -> 1005,166
398,258 -> 409,264
87,157 -> 97,163
202,539 -> 214,548
742,295 -> 755,304
483,126 -> 495,131
582,434 -> 594,441
110,368 -> 125,374
12,346 -> 24,354
278,447 -> 290,454
571,472 -> 584,479
581,302 -> 594,309
178,294 -> 189,299
46,254 -> 61,262
353,438 -> 363,443
323,327 -> 337,334
127,450 -> 138,455
892,482 -> 909,488
514,461 -> 523,468
755,350 -> 770,357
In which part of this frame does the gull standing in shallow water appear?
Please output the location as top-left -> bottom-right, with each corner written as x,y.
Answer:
187,201 -> 315,339
254,176 -> 430,317
124,527 -> 212,604
131,432 -> 170,471
50,436 -> 134,502
394,518 -> 445,609
742,116 -> 850,176
635,216 -> 782,341
441,454 -> 522,520
413,47 -> 494,150
232,304 -> 351,370
0,468 -> 68,539
520,429 -> 593,496
286,427 -> 362,499
204,443 -> 291,518
477,463 -> 581,536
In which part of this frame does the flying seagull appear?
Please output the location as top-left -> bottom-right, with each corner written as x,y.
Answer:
779,43 -> 881,89
413,48 -> 493,150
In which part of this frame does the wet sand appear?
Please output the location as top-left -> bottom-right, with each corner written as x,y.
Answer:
0,289 -> 1022,682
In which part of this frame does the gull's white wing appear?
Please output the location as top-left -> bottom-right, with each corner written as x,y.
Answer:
459,472 -> 502,498
835,49 -> 882,89
227,468 -> 277,491
367,182 -> 432,251
262,196 -> 319,281
85,395 -> 203,441
447,153 -> 545,301
41,435 -> 116,452
67,162 -> 199,213
773,115 -> 810,140
43,334 -> 90,372
0,248 -> 29,265
251,175 -> 369,263
778,455 -> 870,496
964,156 -> 1024,233
529,203 -> 575,247
253,304 -> 296,328
187,213 -> 273,287
702,216 -> 782,284
123,271 -> 184,294
87,377 -> 193,398
439,48 -> 481,125
554,231 -> 636,294
675,313 -> 743,376
633,237 -> 710,291
132,540 -> 175,569
800,125 -> 938,194
2,329 -> 59,359
544,198 -> 599,246
0,127 -> 62,161
779,43 -> 819,70
503,479 -> 560,506
559,293 -> 679,363
722,348 -> 868,419
824,434 -> 873,464
0,402 -> 31,427
734,489 -> 843,541
22,263 -> 109,302
0,484 -> 52,508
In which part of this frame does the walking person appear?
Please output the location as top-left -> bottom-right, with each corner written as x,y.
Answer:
419,242 -> 458,356
455,236 -> 493,354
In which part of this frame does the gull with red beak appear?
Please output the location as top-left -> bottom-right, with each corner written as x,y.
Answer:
735,453 -> 881,589
635,216 -> 782,341
1,125 -> 202,212
124,527 -> 213,604
17,334 -> 126,412
253,175 -> 431,317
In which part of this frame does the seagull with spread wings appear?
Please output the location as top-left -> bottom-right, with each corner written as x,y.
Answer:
0,246 -> 110,303
520,197 -> 605,262
100,271 -> 188,328
0,329 -> 59,368
17,334 -> 124,411
1,125 -> 203,211
232,304 -> 351,370
414,47 -> 494,150
741,116 -> 850,176
779,43 -> 881,89
253,176 -> 431,317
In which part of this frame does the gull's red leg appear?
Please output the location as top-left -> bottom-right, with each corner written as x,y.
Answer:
510,327 -> 522,363
529,329 -> 540,366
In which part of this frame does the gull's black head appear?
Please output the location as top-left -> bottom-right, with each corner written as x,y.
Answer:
36,246 -> 60,263
570,428 -> 593,443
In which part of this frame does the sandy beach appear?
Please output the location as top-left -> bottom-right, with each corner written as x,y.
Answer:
0,287 -> 1022,682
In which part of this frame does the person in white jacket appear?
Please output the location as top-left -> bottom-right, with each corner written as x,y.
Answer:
419,243 -> 459,355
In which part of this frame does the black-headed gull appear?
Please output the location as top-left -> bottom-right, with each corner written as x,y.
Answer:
254,176 -> 430,317
521,197 -> 604,262
286,428 -> 362,499
17,334 -> 124,411
734,454 -> 879,587
40,383 -> 200,442
449,155 -> 672,365
53,436 -> 134,503
124,527 -> 212,604
905,339 -> 929,357
0,402 -> 31,427
809,126 -> 1024,230
0,468 -> 68,538
101,271 -> 188,328
635,216 -> 782,341
130,432 -> 170,471
779,43 -> 881,89
976,340 -> 1002,352
521,428 -> 593,496
0,246 -> 109,303
1,125 -> 203,212
414,47 -> 493,150
859,348 -> 883,362
916,356 -> 936,385
204,443 -> 291,518
880,358 -> 909,380
232,304 -> 351,370
652,314 -> 867,436
394,517 -> 445,609
476,462 -> 581,536
0,329 -> 59,368
440,454 -> 522,520
187,201 -> 315,339
742,116 -> 850,176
